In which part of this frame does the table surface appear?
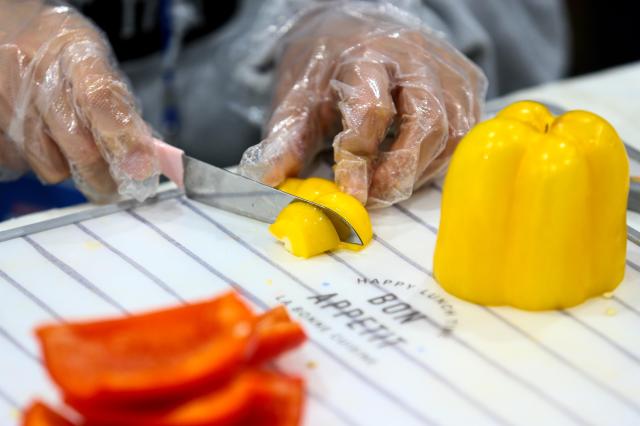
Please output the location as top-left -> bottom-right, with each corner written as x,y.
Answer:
1,63 -> 640,426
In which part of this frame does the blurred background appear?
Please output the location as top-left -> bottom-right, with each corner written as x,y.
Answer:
566,0 -> 640,75
1,0 -> 639,221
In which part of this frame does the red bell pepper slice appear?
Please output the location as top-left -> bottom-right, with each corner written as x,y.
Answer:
72,370 -> 304,426
252,307 -> 306,364
243,370 -> 305,426
22,401 -> 75,426
73,371 -> 255,426
36,292 -> 255,405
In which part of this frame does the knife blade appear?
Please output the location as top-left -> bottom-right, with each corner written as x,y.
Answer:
154,139 -> 363,245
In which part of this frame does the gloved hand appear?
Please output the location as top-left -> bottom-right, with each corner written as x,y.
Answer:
239,2 -> 487,208
0,0 -> 158,202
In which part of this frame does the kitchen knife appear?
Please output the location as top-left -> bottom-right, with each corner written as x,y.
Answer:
154,139 -> 363,245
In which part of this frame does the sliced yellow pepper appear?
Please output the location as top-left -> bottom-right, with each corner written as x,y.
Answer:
434,101 -> 629,310
277,178 -> 304,195
269,202 -> 339,258
294,177 -> 340,200
315,192 -> 373,251
270,177 -> 372,257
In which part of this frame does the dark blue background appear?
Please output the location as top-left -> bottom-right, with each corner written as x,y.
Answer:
0,176 -> 86,222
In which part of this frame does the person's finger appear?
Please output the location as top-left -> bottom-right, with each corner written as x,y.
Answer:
368,66 -> 448,207
404,31 -> 486,131
242,88 -> 334,186
401,32 -> 487,188
0,35 -> 32,180
240,42 -> 337,186
365,31 -> 486,200
20,108 -> 70,184
63,39 -> 158,201
0,25 -> 66,183
0,130 -> 28,181
413,138 -> 457,189
332,60 -> 395,204
36,72 -> 117,202
367,34 -> 473,206
21,18 -> 117,200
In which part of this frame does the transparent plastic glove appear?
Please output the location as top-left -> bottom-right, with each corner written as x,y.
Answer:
0,0 -> 158,202
239,2 -> 487,208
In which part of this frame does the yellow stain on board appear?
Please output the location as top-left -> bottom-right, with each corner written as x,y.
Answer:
265,279 -> 273,286
83,240 -> 102,251
306,360 -> 317,369
605,307 -> 617,316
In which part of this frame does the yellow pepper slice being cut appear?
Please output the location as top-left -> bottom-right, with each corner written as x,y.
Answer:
434,101 -> 629,310
271,177 -> 372,258
293,177 -> 340,200
269,202 -> 340,258
315,192 -> 373,251
277,178 -> 304,195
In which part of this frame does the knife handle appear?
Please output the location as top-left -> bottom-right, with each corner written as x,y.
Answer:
153,138 -> 185,188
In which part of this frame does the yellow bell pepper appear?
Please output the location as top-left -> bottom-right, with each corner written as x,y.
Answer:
434,101 -> 629,310
294,177 -> 340,200
269,202 -> 340,258
315,192 -> 373,251
277,178 -> 304,195
270,177 -> 372,258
